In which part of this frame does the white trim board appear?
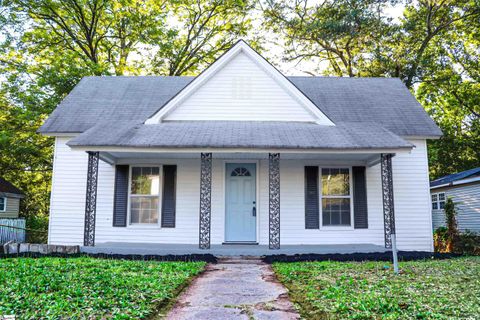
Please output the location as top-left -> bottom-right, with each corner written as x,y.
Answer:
69,146 -> 412,154
145,40 -> 334,126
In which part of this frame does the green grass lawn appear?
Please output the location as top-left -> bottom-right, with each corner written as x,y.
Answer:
0,257 -> 205,319
273,257 -> 480,319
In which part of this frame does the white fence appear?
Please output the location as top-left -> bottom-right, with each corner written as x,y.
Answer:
0,218 -> 26,244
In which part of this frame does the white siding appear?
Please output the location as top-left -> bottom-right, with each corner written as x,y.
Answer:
164,52 -> 317,122
432,208 -> 446,230
49,138 -> 433,251
432,183 -> 480,233
390,139 -> 433,251
48,137 -> 87,245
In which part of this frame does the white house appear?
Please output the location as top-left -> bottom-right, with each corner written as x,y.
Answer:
431,167 -> 480,233
39,41 -> 442,253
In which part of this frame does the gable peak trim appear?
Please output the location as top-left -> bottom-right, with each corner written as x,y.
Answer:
145,40 -> 334,126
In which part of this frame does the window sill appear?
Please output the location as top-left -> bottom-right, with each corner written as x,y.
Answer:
319,226 -> 355,231
127,224 -> 161,229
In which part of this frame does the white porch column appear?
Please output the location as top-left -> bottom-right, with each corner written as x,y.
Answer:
84,151 -> 99,246
269,153 -> 280,249
199,152 -> 212,249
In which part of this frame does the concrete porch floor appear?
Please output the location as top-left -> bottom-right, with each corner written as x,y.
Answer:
81,243 -> 387,256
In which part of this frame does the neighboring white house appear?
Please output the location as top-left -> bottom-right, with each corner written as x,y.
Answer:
431,167 -> 480,233
39,40 -> 442,252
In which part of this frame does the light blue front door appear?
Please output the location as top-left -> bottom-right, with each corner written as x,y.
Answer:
225,163 -> 256,242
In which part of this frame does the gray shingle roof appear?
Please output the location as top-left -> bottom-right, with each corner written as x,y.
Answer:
67,121 -> 413,150
39,76 -> 442,138
430,167 -> 480,187
0,177 -> 24,196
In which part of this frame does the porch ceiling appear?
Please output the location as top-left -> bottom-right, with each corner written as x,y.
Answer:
99,151 -> 390,166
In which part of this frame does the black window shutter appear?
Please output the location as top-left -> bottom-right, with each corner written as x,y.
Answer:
161,165 -> 177,228
305,166 -> 320,229
113,165 -> 129,227
353,166 -> 368,229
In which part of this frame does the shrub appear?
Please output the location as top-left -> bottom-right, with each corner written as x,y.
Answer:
455,230 -> 480,255
433,198 -> 480,255
25,213 -> 48,243
434,227 -> 449,253
434,228 -> 480,255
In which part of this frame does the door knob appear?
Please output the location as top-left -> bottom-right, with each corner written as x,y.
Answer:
252,206 -> 256,217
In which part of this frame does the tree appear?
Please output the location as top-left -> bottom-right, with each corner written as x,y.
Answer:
416,14 -> 480,178
152,0 -> 255,76
0,92 -> 52,242
377,0 -> 480,89
262,0 -> 395,77
6,0 -> 170,75
6,0 -> 254,76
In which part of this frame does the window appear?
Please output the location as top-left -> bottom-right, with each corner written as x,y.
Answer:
431,192 -> 446,210
438,193 -> 446,209
130,167 -> 160,224
231,167 -> 251,176
321,168 -> 352,226
431,194 -> 438,210
0,197 -> 5,212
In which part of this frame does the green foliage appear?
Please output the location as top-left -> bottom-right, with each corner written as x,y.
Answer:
0,257 -> 205,319
454,230 -> 480,255
0,93 -> 52,242
434,198 -> 480,255
273,257 -> 480,319
444,198 -> 458,237
435,226 -> 480,255
263,0 -> 393,77
152,0 -> 256,76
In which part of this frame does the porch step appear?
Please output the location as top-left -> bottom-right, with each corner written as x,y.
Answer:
217,256 -> 263,264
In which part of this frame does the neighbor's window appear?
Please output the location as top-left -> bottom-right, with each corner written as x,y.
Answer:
431,194 -> 438,210
438,192 -> 446,209
321,168 -> 351,226
0,197 -> 5,212
130,167 -> 160,224
431,192 -> 446,210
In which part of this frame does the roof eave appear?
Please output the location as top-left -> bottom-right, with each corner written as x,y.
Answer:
0,192 -> 25,199
67,144 -> 413,154
430,175 -> 480,189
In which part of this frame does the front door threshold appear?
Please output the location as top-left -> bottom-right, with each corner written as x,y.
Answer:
222,241 -> 259,245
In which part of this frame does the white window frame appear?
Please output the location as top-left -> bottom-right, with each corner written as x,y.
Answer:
319,167 -> 354,230
127,165 -> 163,228
431,192 -> 446,210
0,197 -> 6,212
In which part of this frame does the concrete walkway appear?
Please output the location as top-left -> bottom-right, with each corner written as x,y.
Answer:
166,258 -> 300,319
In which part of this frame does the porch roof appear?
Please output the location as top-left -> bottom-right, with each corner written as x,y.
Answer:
67,121 -> 413,151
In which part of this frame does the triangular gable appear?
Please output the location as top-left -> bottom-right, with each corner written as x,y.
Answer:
145,40 -> 334,125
